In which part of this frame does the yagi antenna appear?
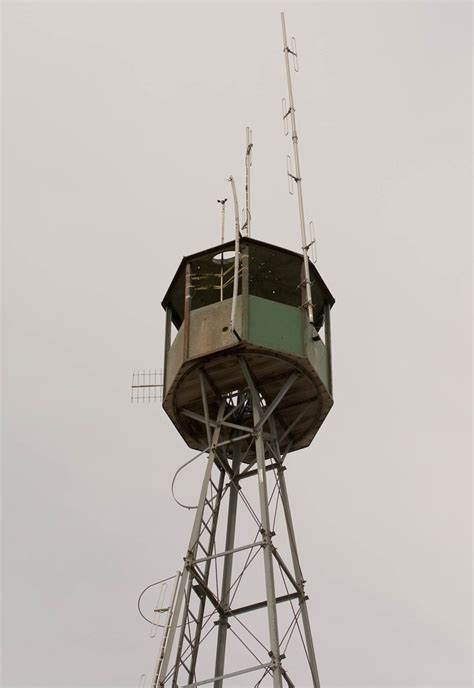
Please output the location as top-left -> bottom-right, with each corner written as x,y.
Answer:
281,12 -> 316,330
131,370 -> 163,403
242,126 -> 253,237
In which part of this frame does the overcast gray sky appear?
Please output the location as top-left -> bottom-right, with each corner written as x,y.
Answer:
2,1 -> 472,687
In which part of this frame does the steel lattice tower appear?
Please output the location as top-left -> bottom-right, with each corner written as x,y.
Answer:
137,237 -> 334,688
136,13 -> 335,688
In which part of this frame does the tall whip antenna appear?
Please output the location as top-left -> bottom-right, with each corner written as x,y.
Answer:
243,127 -> 253,237
281,12 -> 315,329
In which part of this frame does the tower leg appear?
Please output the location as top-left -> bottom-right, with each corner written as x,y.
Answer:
240,358 -> 283,688
156,401 -> 226,687
213,443 -> 241,687
267,413 -> 321,688
172,466 -> 226,685
277,465 -> 321,688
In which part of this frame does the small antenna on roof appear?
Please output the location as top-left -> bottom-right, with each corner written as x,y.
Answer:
217,198 -> 228,301
281,12 -> 316,329
217,198 -> 227,244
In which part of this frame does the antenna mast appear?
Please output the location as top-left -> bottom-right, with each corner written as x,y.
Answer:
281,12 -> 315,328
244,127 -> 253,236
217,198 -> 228,301
228,175 -> 240,335
217,198 -> 227,245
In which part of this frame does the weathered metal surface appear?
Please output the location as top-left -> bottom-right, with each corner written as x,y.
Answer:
163,346 -> 332,457
164,298 -> 243,398
162,238 -> 334,456
188,298 -> 242,359
306,333 -> 330,392
164,325 -> 184,398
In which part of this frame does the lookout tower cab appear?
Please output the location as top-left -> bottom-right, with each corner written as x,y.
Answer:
161,237 -> 334,456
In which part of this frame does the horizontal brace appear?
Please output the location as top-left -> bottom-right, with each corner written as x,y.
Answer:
131,384 -> 162,389
219,419 -> 255,434
236,462 -> 284,482
188,567 -> 224,613
181,408 -> 253,435
190,265 -> 234,279
228,591 -> 303,617
179,661 -> 273,687
193,540 -> 264,565
215,433 -> 253,448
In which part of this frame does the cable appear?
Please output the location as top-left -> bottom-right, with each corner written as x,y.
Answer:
229,625 -> 265,666
138,575 -> 218,632
171,448 -> 208,509
137,575 -> 177,626
280,607 -> 301,653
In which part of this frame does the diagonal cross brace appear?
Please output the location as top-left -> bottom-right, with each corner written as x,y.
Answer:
254,371 -> 301,432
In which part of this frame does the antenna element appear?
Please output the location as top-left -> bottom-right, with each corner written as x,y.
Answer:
131,370 -> 163,403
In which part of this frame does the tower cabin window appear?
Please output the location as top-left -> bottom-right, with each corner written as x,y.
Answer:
248,243 -> 301,307
189,250 -> 241,310
247,243 -> 327,335
162,239 -> 331,338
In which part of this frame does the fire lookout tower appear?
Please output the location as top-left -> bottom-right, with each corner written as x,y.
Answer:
136,13 -> 335,688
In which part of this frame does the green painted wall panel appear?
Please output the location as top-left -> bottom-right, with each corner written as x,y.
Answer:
248,295 -> 304,357
308,337 -> 330,391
